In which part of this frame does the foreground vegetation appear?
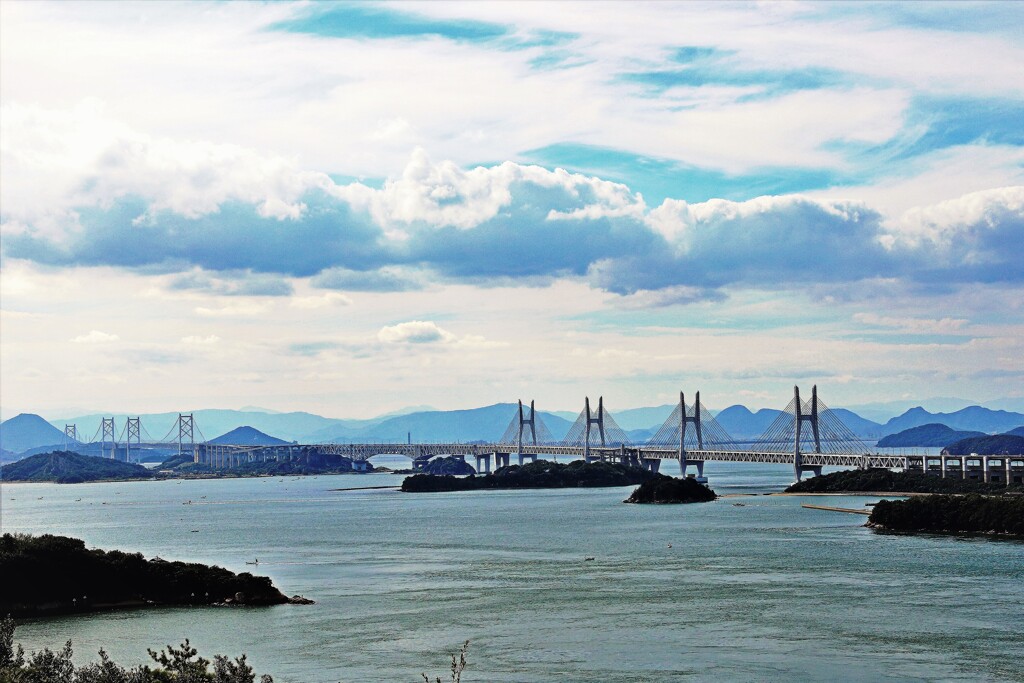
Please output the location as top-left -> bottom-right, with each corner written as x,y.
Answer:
401,459 -> 658,492
0,452 -> 154,484
623,476 -> 717,504
0,534 -> 298,617
784,469 -> 1021,495
868,494 -> 1024,537
1,617 -> 274,682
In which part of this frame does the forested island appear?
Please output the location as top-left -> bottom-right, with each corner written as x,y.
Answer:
867,495 -> 1024,537
0,451 -> 155,483
623,477 -> 717,504
784,469 -> 1021,495
401,459 -> 659,492
0,534 -> 311,617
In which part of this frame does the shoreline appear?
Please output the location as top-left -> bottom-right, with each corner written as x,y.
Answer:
1,470 -> 401,486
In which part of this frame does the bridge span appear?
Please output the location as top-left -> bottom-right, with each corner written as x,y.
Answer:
191,387 -> 1024,485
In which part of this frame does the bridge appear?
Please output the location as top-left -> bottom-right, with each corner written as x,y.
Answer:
63,387 -> 1024,485
192,386 -> 1024,485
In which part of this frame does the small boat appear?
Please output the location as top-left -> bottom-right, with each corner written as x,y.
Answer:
245,559 -> 260,565
584,556 -> 595,561
732,503 -> 746,507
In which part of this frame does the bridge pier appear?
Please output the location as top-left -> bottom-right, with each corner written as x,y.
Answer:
495,452 -> 511,469
964,456 -> 984,481
475,453 -> 492,474
517,453 -> 537,466
640,459 -> 661,474
1009,458 -> 1024,485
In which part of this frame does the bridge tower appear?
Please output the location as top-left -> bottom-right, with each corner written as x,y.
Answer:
125,417 -> 141,463
516,399 -> 540,465
63,424 -> 79,451
793,385 -> 822,481
583,396 -> 606,462
178,413 -> 195,457
678,391 -> 705,479
101,417 -> 116,459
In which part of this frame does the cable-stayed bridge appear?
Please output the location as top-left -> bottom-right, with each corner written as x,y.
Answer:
64,387 -> 1024,485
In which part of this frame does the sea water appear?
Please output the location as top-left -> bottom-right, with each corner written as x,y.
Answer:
2,462 -> 1022,683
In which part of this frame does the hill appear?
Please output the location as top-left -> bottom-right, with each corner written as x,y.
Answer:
941,434 -> 1024,456
0,413 -> 67,454
877,423 -> 985,448
1006,426 -> 1024,437
208,425 -> 289,445
0,451 -> 154,483
883,406 -> 1024,436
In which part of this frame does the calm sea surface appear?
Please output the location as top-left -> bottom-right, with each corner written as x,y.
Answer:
2,461 -> 1022,683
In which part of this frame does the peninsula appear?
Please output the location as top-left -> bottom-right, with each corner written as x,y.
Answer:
867,494 -> 1024,537
784,468 -> 1020,495
0,533 -> 311,617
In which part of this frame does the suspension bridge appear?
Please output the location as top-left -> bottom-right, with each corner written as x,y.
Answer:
60,386 -> 1024,485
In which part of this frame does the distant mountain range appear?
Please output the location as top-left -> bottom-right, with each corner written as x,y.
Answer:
2,401 -> 1023,460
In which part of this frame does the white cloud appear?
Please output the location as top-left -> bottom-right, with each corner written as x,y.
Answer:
71,330 -> 119,343
853,313 -> 969,335
194,302 -> 272,317
377,320 -> 456,344
290,292 -> 354,309
181,335 -> 221,345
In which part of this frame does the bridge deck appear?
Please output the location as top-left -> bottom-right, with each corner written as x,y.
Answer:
194,442 -> 1024,470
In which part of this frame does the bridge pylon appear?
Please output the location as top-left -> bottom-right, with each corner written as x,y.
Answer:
101,417 -> 117,459
126,417 -> 141,463
679,391 -> 705,479
516,399 -> 540,465
793,385 -> 823,481
178,413 -> 195,457
583,396 -> 606,462
63,424 -> 79,451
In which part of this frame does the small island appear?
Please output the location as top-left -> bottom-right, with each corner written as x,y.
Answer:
784,468 -> 1020,495
623,476 -> 717,504
401,459 -> 659,493
0,533 -> 312,617
867,494 -> 1024,537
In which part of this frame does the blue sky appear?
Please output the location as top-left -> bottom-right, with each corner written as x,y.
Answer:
1,1 -> 1022,418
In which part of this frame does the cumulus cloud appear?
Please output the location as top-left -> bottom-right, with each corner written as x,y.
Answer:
3,118 -> 1022,305
71,330 -> 120,343
378,320 -> 456,344
181,335 -> 221,345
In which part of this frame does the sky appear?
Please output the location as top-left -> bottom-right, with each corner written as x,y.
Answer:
1,0 -> 1023,420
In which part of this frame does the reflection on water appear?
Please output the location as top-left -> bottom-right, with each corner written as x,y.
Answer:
2,462 -> 1022,683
